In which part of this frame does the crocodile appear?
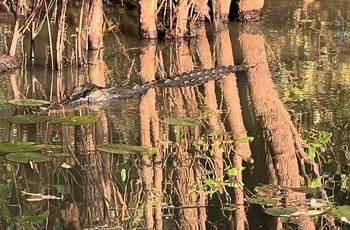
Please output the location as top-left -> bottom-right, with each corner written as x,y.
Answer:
61,64 -> 248,104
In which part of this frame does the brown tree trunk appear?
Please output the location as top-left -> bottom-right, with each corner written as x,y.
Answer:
88,0 -> 104,49
239,27 -> 317,229
8,0 -> 43,57
139,0 -> 157,39
213,0 -> 232,30
236,0 -> 264,22
174,0 -> 192,38
56,0 -> 68,69
139,42 -> 158,229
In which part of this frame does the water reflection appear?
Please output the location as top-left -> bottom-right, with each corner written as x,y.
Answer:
2,0 -> 350,229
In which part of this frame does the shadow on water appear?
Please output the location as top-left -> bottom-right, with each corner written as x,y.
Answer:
2,0 -> 350,229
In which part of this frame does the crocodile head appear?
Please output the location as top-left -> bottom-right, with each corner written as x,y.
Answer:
61,83 -> 105,104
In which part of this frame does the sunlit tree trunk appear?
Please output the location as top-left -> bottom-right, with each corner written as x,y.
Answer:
9,0 -> 43,57
139,0 -> 157,39
174,0 -> 192,38
56,0 -> 68,69
88,0 -> 103,49
236,0 -> 264,22
216,29 -> 250,230
213,0 -> 232,30
139,42 -> 158,229
239,26 -> 317,230
194,0 -> 210,21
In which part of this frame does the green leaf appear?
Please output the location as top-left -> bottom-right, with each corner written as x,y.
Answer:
330,205 -> 350,222
52,185 -> 70,195
5,152 -> 49,163
8,115 -> 51,124
0,142 -> 45,154
307,146 -> 315,159
309,178 -> 322,189
144,147 -> 157,156
264,207 -> 297,217
0,99 -> 7,105
121,169 -> 127,182
97,144 -> 148,154
164,117 -> 200,126
235,136 -> 254,143
225,167 -> 246,176
1,201 -> 10,220
310,143 -> 322,148
246,196 -> 278,205
52,116 -> 99,126
0,184 -> 11,199
20,210 -> 49,223
8,99 -> 50,107
314,132 -> 332,144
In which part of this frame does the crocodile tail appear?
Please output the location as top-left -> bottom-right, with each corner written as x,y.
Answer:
150,64 -> 248,88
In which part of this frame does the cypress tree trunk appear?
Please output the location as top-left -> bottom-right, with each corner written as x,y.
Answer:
88,0 -> 103,49
237,0 -> 264,22
139,0 -> 157,39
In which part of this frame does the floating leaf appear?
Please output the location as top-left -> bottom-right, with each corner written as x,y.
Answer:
288,186 -> 319,194
8,114 -> 51,124
8,99 -> 50,107
0,142 -> 45,154
306,210 -> 326,216
0,184 -> 11,199
5,152 -> 49,163
52,116 -> 100,126
246,196 -> 277,205
96,144 -> 148,154
45,145 -> 64,149
264,207 -> 297,217
0,99 -> 7,105
330,205 -> 350,221
164,117 -> 200,126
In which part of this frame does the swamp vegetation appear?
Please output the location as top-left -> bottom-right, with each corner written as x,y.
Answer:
0,0 -> 350,229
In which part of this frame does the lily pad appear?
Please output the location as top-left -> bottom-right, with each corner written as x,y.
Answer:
288,186 -> 319,194
96,144 -> 148,154
164,117 -> 200,126
264,207 -> 297,217
8,114 -> 51,124
5,152 -> 49,163
52,116 -> 100,126
330,205 -> 350,221
0,142 -> 45,154
246,196 -> 278,205
8,99 -> 50,107
0,99 -> 7,105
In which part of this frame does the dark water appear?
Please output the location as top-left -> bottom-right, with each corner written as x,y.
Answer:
1,0 -> 350,229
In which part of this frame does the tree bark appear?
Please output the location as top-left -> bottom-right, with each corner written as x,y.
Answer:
213,0 -> 232,30
139,0 -> 157,39
88,0 -> 103,50
236,0 -> 264,22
